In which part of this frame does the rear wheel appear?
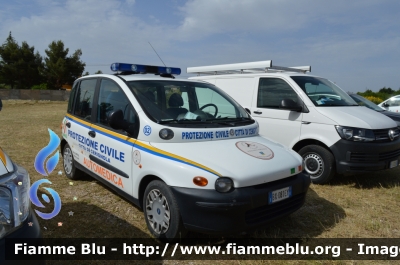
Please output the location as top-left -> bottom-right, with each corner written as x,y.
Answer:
298,145 -> 335,184
63,143 -> 84,180
143,180 -> 186,241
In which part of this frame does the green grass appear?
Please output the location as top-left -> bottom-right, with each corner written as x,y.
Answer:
1,100 -> 400,265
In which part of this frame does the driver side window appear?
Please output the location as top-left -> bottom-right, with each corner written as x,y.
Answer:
257,78 -> 298,109
96,79 -> 137,131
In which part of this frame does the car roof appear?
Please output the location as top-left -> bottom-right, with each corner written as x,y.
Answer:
78,73 -> 206,83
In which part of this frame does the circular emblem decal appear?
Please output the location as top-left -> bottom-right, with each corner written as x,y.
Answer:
236,141 -> 274,160
143,125 -> 152,136
229,129 -> 234,136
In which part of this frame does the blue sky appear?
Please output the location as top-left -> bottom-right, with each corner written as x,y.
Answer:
0,0 -> 399,92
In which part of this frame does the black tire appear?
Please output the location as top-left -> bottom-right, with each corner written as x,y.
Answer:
62,143 -> 84,180
298,145 -> 335,184
143,180 -> 187,241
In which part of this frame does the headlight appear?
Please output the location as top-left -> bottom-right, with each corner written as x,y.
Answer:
215,177 -> 234,193
335,126 -> 375,142
0,163 -> 30,238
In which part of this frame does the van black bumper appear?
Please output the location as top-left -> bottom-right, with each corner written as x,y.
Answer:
170,173 -> 310,234
330,138 -> 400,174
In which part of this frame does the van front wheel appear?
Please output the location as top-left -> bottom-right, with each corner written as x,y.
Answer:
143,180 -> 187,241
298,145 -> 335,184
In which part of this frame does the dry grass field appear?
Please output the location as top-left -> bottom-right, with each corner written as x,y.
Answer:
1,100 -> 400,265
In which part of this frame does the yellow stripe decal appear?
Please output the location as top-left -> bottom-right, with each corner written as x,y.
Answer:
0,148 -> 7,166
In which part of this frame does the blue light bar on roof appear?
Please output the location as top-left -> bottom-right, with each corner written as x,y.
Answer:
110,63 -> 181,75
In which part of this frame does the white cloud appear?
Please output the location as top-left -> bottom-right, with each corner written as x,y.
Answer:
0,0 -> 399,90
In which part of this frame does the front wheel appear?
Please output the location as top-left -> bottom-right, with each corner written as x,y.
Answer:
143,180 -> 187,241
62,143 -> 84,180
298,145 -> 335,184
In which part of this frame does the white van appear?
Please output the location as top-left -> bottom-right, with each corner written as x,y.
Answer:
60,63 -> 310,240
188,60 -> 400,184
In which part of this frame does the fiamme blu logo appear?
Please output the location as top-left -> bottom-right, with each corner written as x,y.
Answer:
30,129 -> 62,220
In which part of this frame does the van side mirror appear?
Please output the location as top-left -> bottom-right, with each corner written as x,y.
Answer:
280,98 -> 302,112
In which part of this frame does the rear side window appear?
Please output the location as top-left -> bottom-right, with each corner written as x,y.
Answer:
73,79 -> 97,120
67,81 -> 78,113
257,78 -> 298,109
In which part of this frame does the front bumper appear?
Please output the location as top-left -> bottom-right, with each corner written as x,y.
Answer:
0,208 -> 45,265
171,172 -> 310,234
330,138 -> 400,174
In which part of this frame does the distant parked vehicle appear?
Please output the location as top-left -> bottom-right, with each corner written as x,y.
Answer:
378,95 -> 400,113
349,93 -> 400,128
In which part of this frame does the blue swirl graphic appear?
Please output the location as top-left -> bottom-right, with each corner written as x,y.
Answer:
29,179 -> 62,220
34,129 -> 60,176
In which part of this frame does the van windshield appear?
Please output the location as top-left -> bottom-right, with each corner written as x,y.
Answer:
291,76 -> 358,107
127,80 -> 253,127
349,94 -> 384,111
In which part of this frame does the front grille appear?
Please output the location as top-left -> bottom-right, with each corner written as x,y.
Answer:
373,128 -> 400,142
245,193 -> 306,225
350,148 -> 400,163
379,148 -> 400,161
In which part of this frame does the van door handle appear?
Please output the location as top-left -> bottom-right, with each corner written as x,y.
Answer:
66,122 -> 71,128
253,110 -> 262,114
88,131 -> 96,138
302,121 -> 311,124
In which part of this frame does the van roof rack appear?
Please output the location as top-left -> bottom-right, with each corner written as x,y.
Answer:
187,60 -> 311,75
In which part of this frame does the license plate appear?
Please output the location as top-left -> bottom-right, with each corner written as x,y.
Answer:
390,160 -> 399,168
269,186 -> 292,204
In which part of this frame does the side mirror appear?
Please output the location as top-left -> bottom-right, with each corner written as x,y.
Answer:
108,109 -> 136,136
109,109 -> 127,130
245,108 -> 251,115
383,102 -> 389,107
280,98 -> 302,112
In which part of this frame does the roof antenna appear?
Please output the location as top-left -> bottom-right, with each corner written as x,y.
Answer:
148,42 -> 174,79
148,42 -> 166,67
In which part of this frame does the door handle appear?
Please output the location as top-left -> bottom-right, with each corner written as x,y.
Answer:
88,131 -> 96,138
253,110 -> 262,114
66,122 -> 71,128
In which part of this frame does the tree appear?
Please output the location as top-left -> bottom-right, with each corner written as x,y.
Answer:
43,40 -> 85,89
0,32 -> 43,89
379,87 -> 394,94
95,70 -> 103,74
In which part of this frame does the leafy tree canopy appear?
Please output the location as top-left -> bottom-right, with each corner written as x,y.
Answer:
43,40 -> 85,89
0,32 -> 43,89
